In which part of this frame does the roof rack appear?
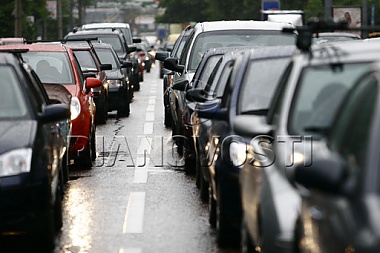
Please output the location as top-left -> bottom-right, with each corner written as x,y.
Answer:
283,19 -> 380,52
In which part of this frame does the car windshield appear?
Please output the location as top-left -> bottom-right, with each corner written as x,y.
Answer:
95,48 -> 119,69
194,54 -> 223,89
289,62 -> 371,138
74,50 -> 97,71
239,57 -> 291,114
189,30 -> 295,70
0,66 -> 28,118
22,52 -> 74,85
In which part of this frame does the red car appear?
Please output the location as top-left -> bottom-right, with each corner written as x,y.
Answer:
0,43 -> 102,168
65,42 -> 112,124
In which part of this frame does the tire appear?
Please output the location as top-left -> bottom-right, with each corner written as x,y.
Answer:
209,186 -> 216,228
184,156 -> 195,174
241,218 -> 255,253
80,130 -> 93,168
117,89 -> 130,117
199,169 -> 209,202
164,107 -> 172,127
134,74 -> 140,91
54,177 -> 63,231
62,153 -> 69,183
95,96 -> 107,125
38,206 -> 55,252
216,185 -> 236,247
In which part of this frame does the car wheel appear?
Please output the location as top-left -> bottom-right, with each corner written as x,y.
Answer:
209,186 -> 216,228
80,130 -> 93,168
199,168 -> 209,202
38,205 -> 55,251
54,175 -> 63,231
164,107 -> 172,127
216,185 -> 235,247
96,96 -> 107,124
62,152 -> 69,183
134,74 -> 140,91
117,89 -> 130,117
91,126 -> 96,161
241,217 -> 255,253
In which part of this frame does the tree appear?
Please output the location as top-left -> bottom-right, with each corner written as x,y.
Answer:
156,0 -> 208,23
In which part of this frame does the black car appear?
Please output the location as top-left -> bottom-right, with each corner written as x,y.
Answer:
155,25 -> 193,128
293,63 -> 380,253
197,46 -> 296,246
92,42 -> 132,117
0,51 -> 70,250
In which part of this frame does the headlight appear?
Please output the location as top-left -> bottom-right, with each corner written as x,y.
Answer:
0,148 -> 32,176
70,96 -> 81,120
290,152 -> 304,165
229,142 -> 248,167
107,79 -> 123,87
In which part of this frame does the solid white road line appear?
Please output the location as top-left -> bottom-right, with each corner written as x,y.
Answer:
122,192 -> 146,233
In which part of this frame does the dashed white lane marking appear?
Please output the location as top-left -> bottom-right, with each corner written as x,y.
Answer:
145,112 -> 154,121
150,89 -> 156,93
143,122 -> 153,135
147,105 -> 155,112
119,248 -> 142,253
138,138 -> 152,155
123,192 -> 146,233
148,97 -> 156,104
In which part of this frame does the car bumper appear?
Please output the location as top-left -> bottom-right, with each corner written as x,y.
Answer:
0,173 -> 51,233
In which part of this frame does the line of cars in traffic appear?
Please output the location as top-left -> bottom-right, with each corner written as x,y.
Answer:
156,19 -> 380,252
0,22 -> 151,251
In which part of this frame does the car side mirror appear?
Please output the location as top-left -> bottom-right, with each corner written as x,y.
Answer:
121,61 -> 133,69
133,38 -> 142,43
155,51 -> 170,61
233,115 -> 273,137
164,57 -> 184,73
294,156 -> 349,194
100,63 -> 112,71
186,88 -> 207,102
40,104 -> 70,123
85,77 -> 102,93
127,45 -> 137,53
172,79 -> 190,91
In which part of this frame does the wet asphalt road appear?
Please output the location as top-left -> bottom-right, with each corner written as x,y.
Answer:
45,64 -> 240,253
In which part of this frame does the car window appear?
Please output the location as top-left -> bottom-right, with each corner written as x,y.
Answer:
72,55 -> 85,88
194,54 -> 223,89
288,62 -> 371,139
74,50 -> 98,70
238,57 -> 291,115
188,30 -> 295,71
267,61 -> 293,125
22,52 -> 74,84
214,60 -> 234,98
97,35 -> 124,54
179,30 -> 196,66
95,48 -> 119,69
328,74 -> 377,177
0,65 -> 28,118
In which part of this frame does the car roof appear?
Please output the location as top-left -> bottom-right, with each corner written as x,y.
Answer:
196,20 -> 294,32
82,22 -> 131,29
247,45 -> 297,59
0,43 -> 67,52
66,30 -> 124,38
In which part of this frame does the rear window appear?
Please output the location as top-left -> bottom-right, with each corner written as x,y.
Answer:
95,48 -> 119,69
74,50 -> 97,71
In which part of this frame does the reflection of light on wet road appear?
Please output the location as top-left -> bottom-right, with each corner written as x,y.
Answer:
66,187 -> 93,252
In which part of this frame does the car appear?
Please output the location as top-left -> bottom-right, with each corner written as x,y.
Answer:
136,42 -> 152,73
0,50 -> 70,250
0,43 -> 103,168
193,45 -> 296,246
0,37 -> 25,45
64,40 -> 113,124
164,20 -> 296,175
80,22 -> 142,92
293,62 -> 380,253
312,32 -> 361,44
157,39 -> 176,78
155,25 -> 193,127
64,29 -> 136,98
233,23 -> 380,253
92,42 -> 132,117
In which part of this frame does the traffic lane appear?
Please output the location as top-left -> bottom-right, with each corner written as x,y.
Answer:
54,63 -> 240,253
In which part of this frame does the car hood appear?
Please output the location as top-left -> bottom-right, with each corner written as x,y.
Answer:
105,69 -> 124,79
0,120 -> 36,154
